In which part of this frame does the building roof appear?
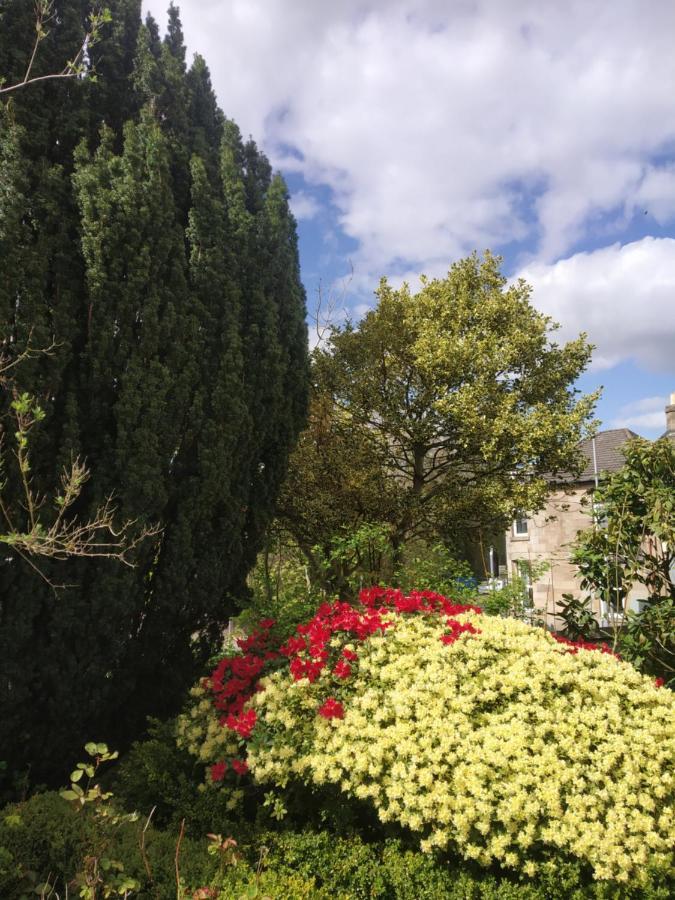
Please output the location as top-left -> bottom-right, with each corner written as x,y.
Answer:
575,428 -> 639,484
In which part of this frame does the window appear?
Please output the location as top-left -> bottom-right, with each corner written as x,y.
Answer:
592,498 -> 607,528
513,516 -> 529,537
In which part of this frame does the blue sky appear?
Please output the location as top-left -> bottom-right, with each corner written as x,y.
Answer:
146,0 -> 675,438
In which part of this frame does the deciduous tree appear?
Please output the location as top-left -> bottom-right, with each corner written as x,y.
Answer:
307,252 -> 596,562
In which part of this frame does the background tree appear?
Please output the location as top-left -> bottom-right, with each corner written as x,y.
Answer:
276,390 -> 399,595
0,1 -> 307,784
572,436 -> 675,682
303,252 -> 596,567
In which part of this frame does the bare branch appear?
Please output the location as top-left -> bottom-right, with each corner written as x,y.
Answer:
311,260 -> 354,348
1,341 -> 161,576
0,2 -> 111,96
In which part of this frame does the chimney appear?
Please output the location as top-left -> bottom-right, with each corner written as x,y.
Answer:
666,392 -> 675,438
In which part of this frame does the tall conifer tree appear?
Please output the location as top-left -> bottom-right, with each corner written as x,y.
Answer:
0,2 -> 307,783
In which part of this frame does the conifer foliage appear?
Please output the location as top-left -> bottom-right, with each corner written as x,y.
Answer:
0,1 -> 308,781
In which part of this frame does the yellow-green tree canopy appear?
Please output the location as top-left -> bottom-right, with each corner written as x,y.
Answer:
309,252 -> 597,553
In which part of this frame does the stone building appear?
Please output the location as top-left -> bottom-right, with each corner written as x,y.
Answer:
505,394 -> 675,629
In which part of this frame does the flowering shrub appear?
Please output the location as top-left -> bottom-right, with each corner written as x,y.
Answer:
178,588 -> 675,885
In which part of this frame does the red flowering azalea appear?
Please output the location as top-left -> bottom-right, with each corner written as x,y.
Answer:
551,633 -> 621,659
318,697 -> 344,719
225,708 -> 257,739
210,760 -> 227,782
440,618 -> 481,645
333,659 -> 352,679
231,758 -> 249,775
280,635 -> 307,657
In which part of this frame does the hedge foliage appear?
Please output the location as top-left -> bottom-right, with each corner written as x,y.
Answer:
4,795 -> 674,898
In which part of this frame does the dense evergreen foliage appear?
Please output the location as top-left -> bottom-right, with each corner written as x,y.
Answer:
0,1 -> 307,783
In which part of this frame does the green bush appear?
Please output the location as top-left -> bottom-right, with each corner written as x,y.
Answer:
395,541 -> 478,600
2,795 -> 673,898
201,830 -> 675,899
113,718 -> 249,837
0,790 -> 217,899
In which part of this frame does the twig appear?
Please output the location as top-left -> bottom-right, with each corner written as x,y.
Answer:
0,1 -> 110,96
139,805 -> 157,883
175,818 -> 185,900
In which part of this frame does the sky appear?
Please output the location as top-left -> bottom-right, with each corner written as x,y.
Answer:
145,0 -> 675,438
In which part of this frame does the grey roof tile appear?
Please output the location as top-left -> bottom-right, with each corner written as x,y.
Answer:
575,428 -> 640,483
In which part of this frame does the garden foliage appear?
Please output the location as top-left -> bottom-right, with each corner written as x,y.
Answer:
572,436 -> 675,684
9,796 -> 672,899
180,588 -> 675,887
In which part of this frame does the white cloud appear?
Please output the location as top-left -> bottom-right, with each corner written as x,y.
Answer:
628,164 -> 675,226
289,190 -> 321,221
609,396 -> 668,432
143,0 -> 675,283
519,237 -> 675,372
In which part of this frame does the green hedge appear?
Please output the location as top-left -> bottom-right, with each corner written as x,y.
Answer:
2,793 -> 673,898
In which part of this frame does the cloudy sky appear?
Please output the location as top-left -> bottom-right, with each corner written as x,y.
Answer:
145,0 -> 675,437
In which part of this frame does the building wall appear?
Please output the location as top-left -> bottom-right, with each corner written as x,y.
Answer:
505,486 -> 592,628
505,486 -> 649,629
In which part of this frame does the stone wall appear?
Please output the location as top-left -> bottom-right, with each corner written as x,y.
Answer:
505,486 -> 650,629
505,487 -> 592,628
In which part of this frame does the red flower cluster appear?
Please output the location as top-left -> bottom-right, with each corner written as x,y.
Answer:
333,659 -> 352,679
440,619 -> 481,645
210,761 -> 227,782
551,633 -> 620,658
231,758 -> 249,775
359,586 -> 481,618
207,619 -> 278,744
225,707 -> 257,739
209,758 -> 249,782
318,697 -> 344,719
279,599 -> 394,684
359,586 -> 483,648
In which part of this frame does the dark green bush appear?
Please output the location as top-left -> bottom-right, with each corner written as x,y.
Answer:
0,791 -> 216,899
113,718 -> 248,837
223,831 -> 674,900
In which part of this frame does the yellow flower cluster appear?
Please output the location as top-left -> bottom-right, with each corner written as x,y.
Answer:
245,615 -> 675,884
175,683 -> 244,808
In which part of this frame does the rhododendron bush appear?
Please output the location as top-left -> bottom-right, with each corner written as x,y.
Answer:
177,588 -> 675,885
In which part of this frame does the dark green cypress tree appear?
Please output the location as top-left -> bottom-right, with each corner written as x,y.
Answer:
164,2 -> 186,67
186,54 -> 224,180
144,12 -> 162,57
0,4 -> 308,784
86,0 -> 142,138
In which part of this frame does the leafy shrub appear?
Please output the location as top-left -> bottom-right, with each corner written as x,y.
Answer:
618,597 -> 675,687
244,530 -> 322,641
183,588 -> 675,887
113,718 -> 250,837
394,541 -> 478,600
192,829 -> 675,899
0,790 -> 218,898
